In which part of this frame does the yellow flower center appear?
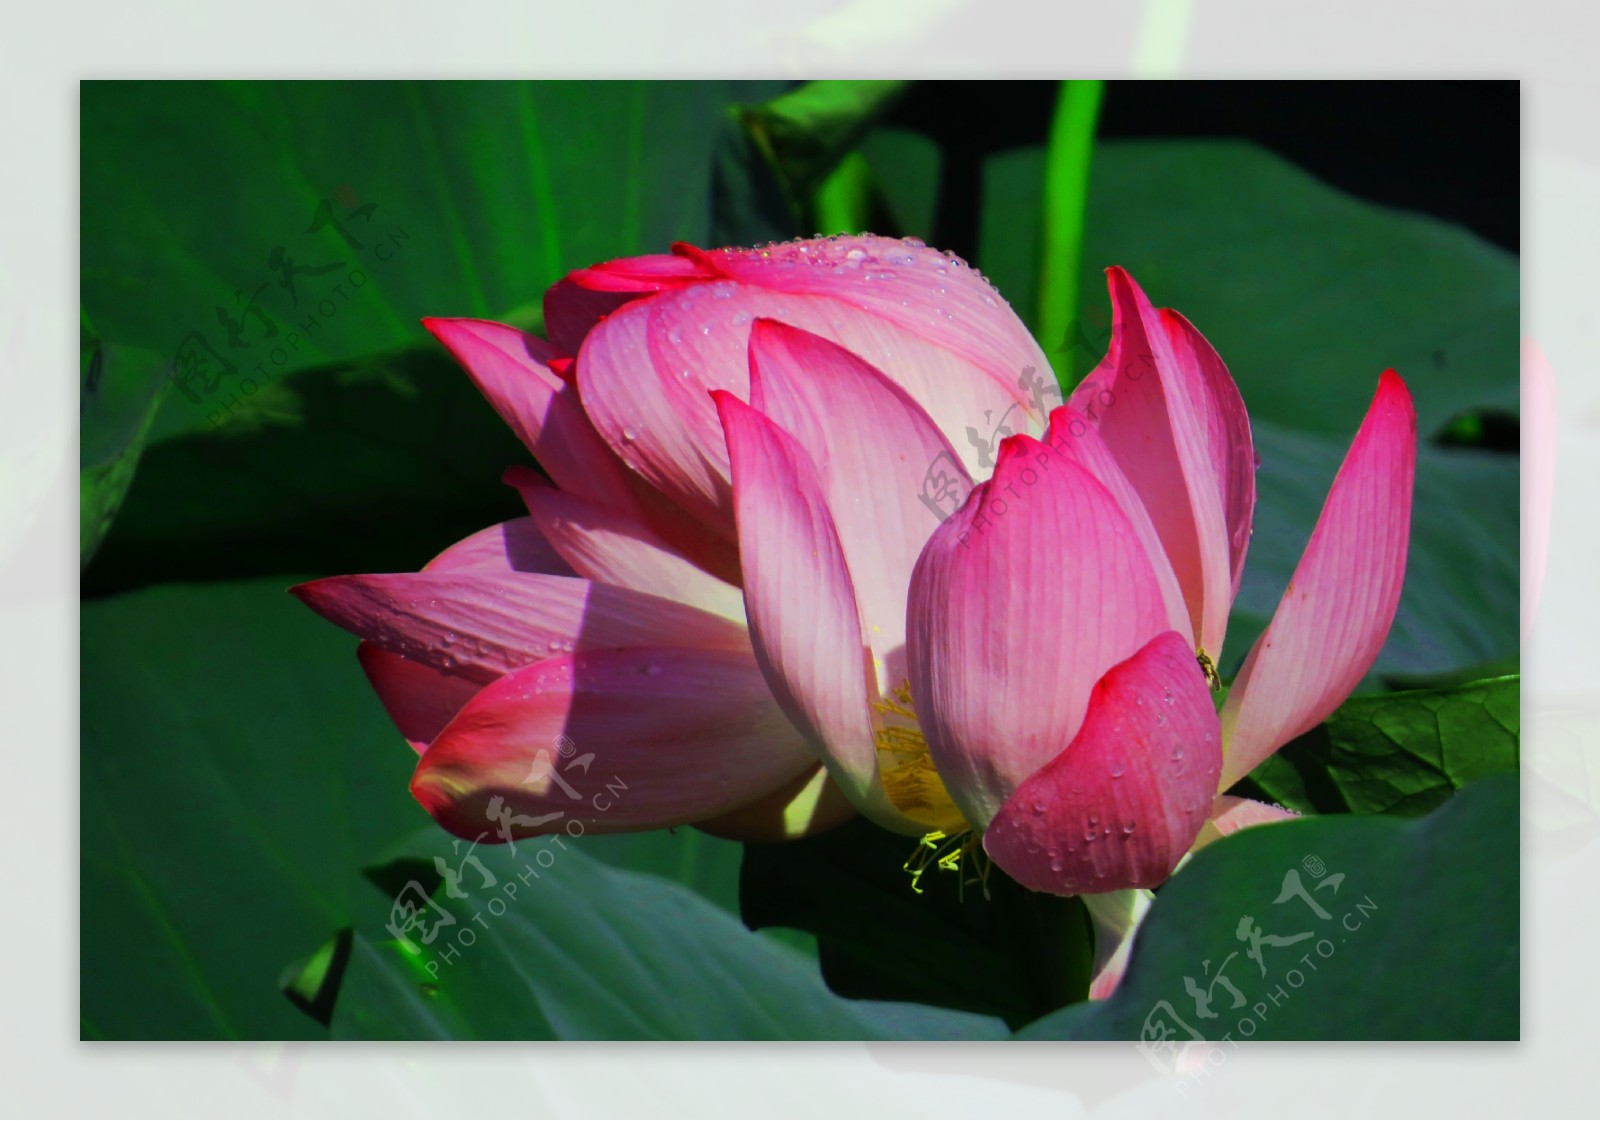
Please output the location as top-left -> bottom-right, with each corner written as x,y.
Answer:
872,681 -> 988,896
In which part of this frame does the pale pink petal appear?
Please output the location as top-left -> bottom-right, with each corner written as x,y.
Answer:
356,641 -> 483,753
1043,405 -> 1191,644
1082,889 -> 1153,1001
289,571 -> 748,684
576,272 -> 1032,537
501,464 -> 741,589
422,515 -> 576,577
1218,371 -> 1417,789
907,436 -> 1172,828
981,631 -> 1222,895
1069,268 -> 1234,658
697,235 -> 1050,417
516,481 -> 746,622
1160,308 -> 1256,598
411,646 -> 817,837
423,317 -> 645,516
716,391 -> 924,833
1192,795 -> 1300,851
747,319 -> 970,689
543,250 -> 718,353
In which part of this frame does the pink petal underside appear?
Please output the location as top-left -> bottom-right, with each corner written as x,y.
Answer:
1068,268 -> 1235,658
1043,406 -> 1192,644
981,630 -> 1223,895
700,235 -> 1049,413
516,480 -> 746,622
423,317 -> 645,517
288,571 -> 749,685
747,319 -> 970,689
345,517 -> 575,752
715,390 -> 921,828
1218,371 -> 1417,790
907,435 -> 1173,829
501,464 -> 742,591
543,251 -> 718,353
421,515 -> 577,577
1191,795 -> 1300,851
356,640 -> 483,753
576,280 -> 1033,538
1159,308 -> 1256,598
411,645 -> 817,838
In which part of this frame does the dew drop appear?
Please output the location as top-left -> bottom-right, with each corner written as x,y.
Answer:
1109,762 -> 1124,779
668,326 -> 683,344
621,427 -> 638,444
1121,821 -> 1136,835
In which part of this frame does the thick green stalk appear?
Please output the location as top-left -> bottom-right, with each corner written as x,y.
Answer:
1038,79 -> 1105,389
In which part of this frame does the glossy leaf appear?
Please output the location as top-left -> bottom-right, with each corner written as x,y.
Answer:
1019,774 -> 1518,1041
332,829 -> 1006,1041
1235,676 -> 1519,816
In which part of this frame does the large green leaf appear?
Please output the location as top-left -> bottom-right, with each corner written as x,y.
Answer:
81,576 -> 768,1039
1019,774 -> 1518,1042
79,332 -> 171,566
81,342 -> 530,597
740,818 -> 1093,1030
80,579 -> 424,1039
331,830 -> 1005,1041
81,80 -> 763,445
1224,422 -> 1518,680
980,139 -> 1518,437
1236,676 -> 1520,816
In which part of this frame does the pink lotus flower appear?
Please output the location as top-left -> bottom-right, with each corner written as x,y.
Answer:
292,235 -> 1051,843
716,266 -> 1416,897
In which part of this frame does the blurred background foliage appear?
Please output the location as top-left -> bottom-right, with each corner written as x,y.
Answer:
80,80 -> 1519,1040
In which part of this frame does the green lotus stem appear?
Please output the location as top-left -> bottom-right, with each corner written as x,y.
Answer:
1038,79 -> 1104,388
812,151 -> 874,235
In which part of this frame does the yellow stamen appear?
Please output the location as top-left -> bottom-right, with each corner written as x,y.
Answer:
873,681 -> 969,836
871,681 -> 988,896
1197,648 -> 1221,690
902,828 -> 992,900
